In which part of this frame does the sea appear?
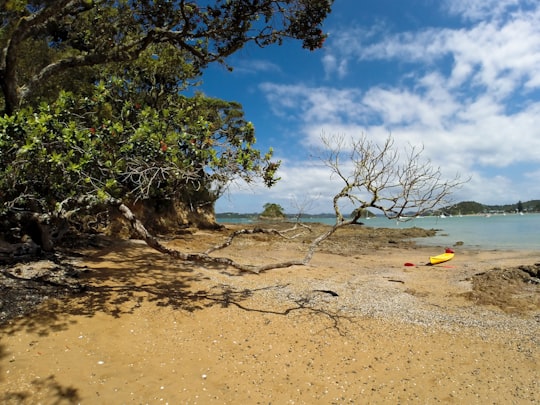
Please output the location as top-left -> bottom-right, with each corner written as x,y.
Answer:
217,213 -> 540,251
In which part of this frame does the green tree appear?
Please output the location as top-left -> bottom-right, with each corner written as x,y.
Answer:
517,200 -> 523,213
0,84 -> 280,226
0,0 -> 333,249
1,0 -> 332,114
447,201 -> 485,215
260,203 -> 285,218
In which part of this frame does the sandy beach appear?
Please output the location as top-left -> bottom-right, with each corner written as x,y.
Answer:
1,223 -> 539,404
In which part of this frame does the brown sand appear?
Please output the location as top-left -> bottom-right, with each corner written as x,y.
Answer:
1,224 -> 539,404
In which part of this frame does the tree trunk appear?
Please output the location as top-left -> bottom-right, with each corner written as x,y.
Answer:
0,69 -> 19,115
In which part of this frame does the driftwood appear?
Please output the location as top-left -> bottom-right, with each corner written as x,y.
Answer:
114,202 -> 350,274
204,223 -> 310,254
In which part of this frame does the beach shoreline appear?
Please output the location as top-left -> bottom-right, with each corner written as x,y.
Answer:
1,223 -> 539,403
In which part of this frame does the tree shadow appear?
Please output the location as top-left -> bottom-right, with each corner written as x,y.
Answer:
0,238 -> 357,402
0,343 -> 6,384
1,374 -> 81,405
0,343 -> 79,404
0,240 -> 228,336
0,375 -> 81,405
0,238 -> 354,339
218,286 -> 356,336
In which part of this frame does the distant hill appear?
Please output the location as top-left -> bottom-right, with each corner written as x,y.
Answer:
215,212 -> 258,219
442,200 -> 540,215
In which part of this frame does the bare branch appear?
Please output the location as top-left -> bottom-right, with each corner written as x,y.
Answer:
319,133 -> 466,220
113,201 -> 306,274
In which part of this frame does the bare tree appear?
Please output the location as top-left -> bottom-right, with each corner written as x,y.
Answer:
319,134 -> 465,224
289,194 -> 320,222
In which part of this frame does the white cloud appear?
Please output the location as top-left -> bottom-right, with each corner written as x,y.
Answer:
360,29 -> 447,62
443,0 -> 533,21
259,78 -> 540,168
361,74 -> 460,130
326,6 -> 540,100
233,59 -> 282,75
445,11 -> 540,97
218,1 -> 540,211
457,173 -> 514,203
216,161 -> 347,214
322,53 -> 348,79
259,83 -> 366,125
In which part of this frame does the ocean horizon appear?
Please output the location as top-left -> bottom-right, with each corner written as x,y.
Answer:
217,213 -> 540,251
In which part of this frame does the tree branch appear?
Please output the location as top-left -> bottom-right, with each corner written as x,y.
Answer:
319,133 -> 466,220
113,201 -> 309,274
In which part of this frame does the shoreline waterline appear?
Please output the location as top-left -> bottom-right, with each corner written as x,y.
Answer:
217,213 -> 540,251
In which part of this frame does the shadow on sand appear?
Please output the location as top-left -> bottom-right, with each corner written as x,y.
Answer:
1,234 -> 353,337
0,235 -> 355,402
1,239 -> 234,336
0,239 -> 244,403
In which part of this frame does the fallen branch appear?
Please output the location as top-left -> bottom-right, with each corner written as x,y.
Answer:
111,199 -> 362,273
114,202 -> 309,274
204,224 -> 309,254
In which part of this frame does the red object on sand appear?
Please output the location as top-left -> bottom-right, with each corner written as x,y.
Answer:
404,262 -> 415,266
445,248 -> 455,253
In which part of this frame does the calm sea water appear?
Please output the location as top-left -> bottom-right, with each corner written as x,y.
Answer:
218,213 -> 540,250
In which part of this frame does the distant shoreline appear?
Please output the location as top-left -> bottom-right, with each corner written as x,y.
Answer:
216,213 -> 540,251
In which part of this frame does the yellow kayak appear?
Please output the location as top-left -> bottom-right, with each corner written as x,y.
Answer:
429,249 -> 455,265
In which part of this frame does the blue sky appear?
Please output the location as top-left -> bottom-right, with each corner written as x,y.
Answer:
200,0 -> 540,214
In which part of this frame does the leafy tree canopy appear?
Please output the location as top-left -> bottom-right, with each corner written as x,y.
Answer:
0,0 -> 333,242
1,0 -> 333,113
260,203 -> 285,218
0,81 -> 279,216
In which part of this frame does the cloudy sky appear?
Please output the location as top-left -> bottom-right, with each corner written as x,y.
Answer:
201,0 -> 540,214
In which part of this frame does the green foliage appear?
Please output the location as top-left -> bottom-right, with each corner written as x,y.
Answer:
1,0 -> 333,113
0,84 -> 280,214
0,0 -> 333,224
445,200 -> 540,214
260,203 -> 285,218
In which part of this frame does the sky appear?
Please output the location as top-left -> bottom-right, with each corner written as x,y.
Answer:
200,0 -> 540,214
